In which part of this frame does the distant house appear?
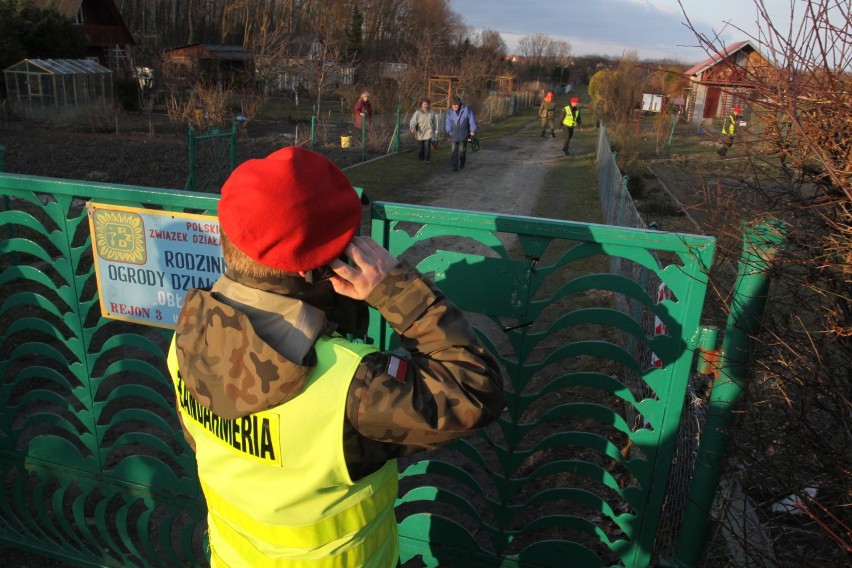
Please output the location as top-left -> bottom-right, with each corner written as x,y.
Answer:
35,0 -> 135,75
642,93 -> 665,113
492,75 -> 518,94
162,44 -> 253,88
254,33 -> 354,94
683,40 -> 772,123
382,62 -> 408,80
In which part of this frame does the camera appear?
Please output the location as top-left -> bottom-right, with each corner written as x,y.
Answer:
304,255 -> 348,284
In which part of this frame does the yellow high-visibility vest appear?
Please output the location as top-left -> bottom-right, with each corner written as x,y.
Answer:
563,105 -> 579,127
168,335 -> 399,567
722,113 -> 737,136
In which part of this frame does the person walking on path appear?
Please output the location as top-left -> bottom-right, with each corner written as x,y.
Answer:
445,95 -> 477,172
167,147 -> 504,568
561,97 -> 582,155
717,107 -> 741,157
409,98 -> 437,164
354,91 -> 373,130
538,91 -> 557,138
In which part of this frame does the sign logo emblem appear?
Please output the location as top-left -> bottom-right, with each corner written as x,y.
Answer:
93,209 -> 146,265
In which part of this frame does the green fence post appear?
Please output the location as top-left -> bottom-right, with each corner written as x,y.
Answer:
0,145 -> 13,263
185,126 -> 196,191
361,117 -> 367,163
310,115 -> 316,151
673,218 -> 788,567
695,325 -> 720,375
393,107 -> 401,153
666,114 -> 678,155
230,120 -> 238,171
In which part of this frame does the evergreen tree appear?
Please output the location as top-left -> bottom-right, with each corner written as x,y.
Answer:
0,0 -> 85,73
346,4 -> 363,58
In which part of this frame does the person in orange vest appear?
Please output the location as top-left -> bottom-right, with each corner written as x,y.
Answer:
561,97 -> 582,155
167,147 -> 504,567
717,107 -> 741,157
538,91 -> 557,138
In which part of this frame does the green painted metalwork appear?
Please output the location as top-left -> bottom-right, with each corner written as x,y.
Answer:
185,122 -> 238,193
2,170 -> 721,567
1,173 -> 217,566
370,202 -> 716,567
673,219 -> 788,568
361,116 -> 368,163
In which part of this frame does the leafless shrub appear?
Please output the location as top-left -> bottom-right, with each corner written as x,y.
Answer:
680,0 -> 851,565
589,51 -> 645,169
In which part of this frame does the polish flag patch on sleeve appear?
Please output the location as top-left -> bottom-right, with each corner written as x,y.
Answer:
386,356 -> 408,383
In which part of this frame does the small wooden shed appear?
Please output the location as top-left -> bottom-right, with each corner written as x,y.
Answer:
683,40 -> 772,123
428,75 -> 460,110
162,44 -> 253,88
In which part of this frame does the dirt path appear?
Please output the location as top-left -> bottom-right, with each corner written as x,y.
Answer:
406,121 -> 570,215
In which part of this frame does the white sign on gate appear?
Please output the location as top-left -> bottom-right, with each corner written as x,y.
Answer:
87,202 -> 224,329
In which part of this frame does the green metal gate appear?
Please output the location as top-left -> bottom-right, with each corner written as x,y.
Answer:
369,203 -> 715,567
1,172 -> 719,567
184,122 -> 238,193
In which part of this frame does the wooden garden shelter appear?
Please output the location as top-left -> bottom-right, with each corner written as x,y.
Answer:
428,75 -> 460,110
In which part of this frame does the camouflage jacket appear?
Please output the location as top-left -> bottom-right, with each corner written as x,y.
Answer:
538,100 -> 556,118
173,263 -> 505,480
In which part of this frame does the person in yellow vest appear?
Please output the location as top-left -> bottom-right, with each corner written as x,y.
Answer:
167,147 -> 504,568
717,107 -> 741,157
561,97 -> 582,155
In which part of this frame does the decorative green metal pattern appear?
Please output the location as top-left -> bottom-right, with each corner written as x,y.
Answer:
370,202 -> 716,567
2,171 -> 718,567
1,173 -> 217,566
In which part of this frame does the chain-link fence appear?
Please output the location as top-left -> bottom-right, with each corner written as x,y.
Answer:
304,90 -> 540,162
596,123 -> 710,563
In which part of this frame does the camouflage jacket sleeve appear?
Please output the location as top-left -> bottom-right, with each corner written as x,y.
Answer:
344,263 -> 505,471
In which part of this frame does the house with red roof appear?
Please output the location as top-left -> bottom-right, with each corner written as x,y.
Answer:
683,40 -> 773,124
34,0 -> 135,75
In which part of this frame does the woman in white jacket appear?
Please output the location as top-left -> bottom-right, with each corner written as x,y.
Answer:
409,98 -> 437,164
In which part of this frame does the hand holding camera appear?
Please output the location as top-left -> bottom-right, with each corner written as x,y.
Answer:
302,236 -> 398,300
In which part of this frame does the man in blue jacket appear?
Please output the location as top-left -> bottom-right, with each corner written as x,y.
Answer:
445,96 -> 477,172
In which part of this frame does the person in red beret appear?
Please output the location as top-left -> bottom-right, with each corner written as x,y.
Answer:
166,147 -> 504,567
718,106 -> 742,157
561,96 -> 583,155
538,91 -> 557,138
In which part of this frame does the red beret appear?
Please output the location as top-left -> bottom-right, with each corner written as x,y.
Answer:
218,147 -> 361,272
570,97 -> 580,104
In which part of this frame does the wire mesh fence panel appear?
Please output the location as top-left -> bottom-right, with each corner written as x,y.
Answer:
595,124 -> 711,561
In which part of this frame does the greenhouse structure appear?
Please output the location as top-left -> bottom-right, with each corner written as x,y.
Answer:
3,58 -> 113,119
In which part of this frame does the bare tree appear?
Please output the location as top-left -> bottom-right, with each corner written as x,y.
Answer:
518,32 -> 552,82
588,50 -> 644,166
679,0 -> 851,565
645,63 -> 690,155
547,39 -> 572,85
395,33 -> 453,112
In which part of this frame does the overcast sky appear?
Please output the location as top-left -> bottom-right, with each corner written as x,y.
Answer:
447,0 -> 799,63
